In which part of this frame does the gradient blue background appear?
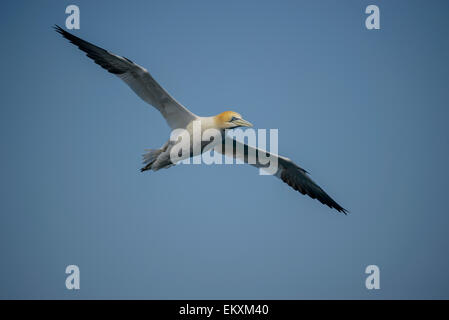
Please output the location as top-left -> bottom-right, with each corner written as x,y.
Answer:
1,0 -> 448,299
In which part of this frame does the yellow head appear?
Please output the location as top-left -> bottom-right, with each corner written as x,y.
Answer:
214,111 -> 253,129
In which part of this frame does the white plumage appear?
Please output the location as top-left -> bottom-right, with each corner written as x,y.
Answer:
55,25 -> 347,214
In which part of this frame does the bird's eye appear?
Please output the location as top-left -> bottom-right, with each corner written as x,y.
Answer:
230,116 -> 239,122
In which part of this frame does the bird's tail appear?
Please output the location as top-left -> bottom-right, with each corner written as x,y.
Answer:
141,149 -> 163,172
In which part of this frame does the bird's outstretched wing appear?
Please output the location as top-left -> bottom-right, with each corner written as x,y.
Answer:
219,137 -> 348,214
54,25 -> 197,129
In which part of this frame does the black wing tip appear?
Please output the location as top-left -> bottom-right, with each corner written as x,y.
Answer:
336,206 -> 349,215
309,186 -> 348,215
53,24 -> 75,41
321,201 -> 348,215
309,185 -> 348,215
315,183 -> 348,215
53,24 -> 129,75
53,24 -> 66,34
326,198 -> 348,215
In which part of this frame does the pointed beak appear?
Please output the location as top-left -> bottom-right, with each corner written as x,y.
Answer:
233,118 -> 253,128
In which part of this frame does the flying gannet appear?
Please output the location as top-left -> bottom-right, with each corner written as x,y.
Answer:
55,25 -> 347,214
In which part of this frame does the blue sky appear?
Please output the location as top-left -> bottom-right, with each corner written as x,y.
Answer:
1,0 -> 449,299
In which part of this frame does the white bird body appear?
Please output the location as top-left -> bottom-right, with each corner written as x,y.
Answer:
55,25 -> 347,214
144,116 -> 223,170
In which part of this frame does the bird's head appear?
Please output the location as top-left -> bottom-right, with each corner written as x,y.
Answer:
214,111 -> 253,129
